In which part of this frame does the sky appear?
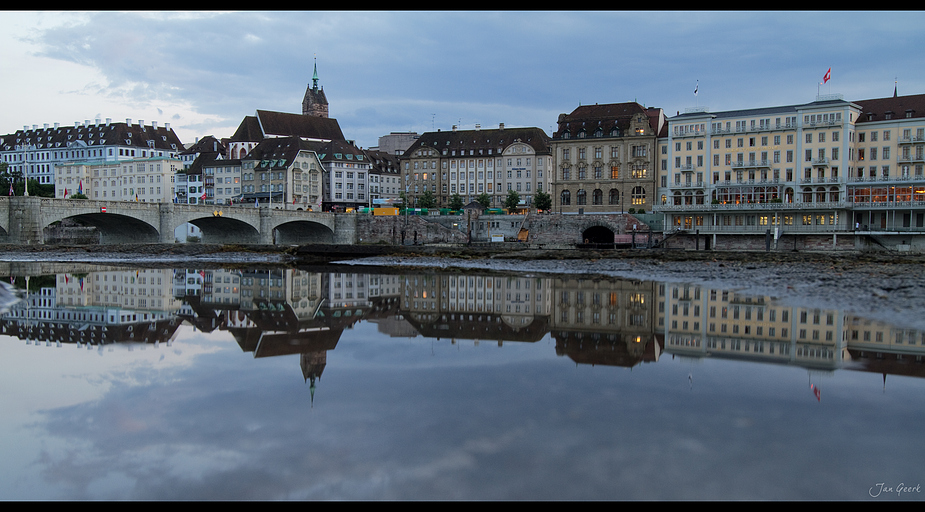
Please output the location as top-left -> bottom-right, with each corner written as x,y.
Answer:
3,11 -> 925,150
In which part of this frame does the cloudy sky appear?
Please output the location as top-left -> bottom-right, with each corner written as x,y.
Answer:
4,11 -> 925,150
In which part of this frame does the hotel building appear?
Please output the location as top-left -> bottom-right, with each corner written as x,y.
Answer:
656,92 -> 925,249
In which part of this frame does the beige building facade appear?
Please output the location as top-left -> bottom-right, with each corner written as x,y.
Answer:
656,92 -> 925,244
55,156 -> 181,203
400,125 -> 552,209
550,102 -> 665,214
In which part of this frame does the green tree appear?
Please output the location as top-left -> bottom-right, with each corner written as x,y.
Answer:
69,193 -> 89,199
533,190 -> 551,212
449,193 -> 464,211
418,190 -> 436,208
504,189 -> 521,211
476,192 -> 491,209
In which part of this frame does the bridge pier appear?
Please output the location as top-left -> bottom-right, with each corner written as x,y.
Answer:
159,204 -> 177,243
9,197 -> 45,245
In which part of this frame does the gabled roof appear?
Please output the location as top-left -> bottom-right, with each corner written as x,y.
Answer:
366,149 -> 401,175
256,110 -> 344,141
403,126 -> 551,158
181,135 -> 225,155
854,93 -> 925,123
228,116 -> 264,142
227,110 -> 346,143
1,121 -> 183,152
554,102 -> 652,139
241,136 -> 327,169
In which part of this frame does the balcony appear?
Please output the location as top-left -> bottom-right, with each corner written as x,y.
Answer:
655,201 -> 849,213
731,159 -> 771,170
811,158 -> 830,167
672,181 -> 706,189
848,174 -> 925,184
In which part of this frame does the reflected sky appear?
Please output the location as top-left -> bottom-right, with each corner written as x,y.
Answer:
0,266 -> 922,500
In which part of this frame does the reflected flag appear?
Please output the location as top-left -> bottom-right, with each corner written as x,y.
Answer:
8,182 -> 12,196
811,383 -> 821,402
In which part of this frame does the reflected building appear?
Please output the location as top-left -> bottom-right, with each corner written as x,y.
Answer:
550,276 -> 661,367
399,273 -> 552,344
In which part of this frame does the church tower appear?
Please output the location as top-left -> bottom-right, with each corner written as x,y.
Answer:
302,58 -> 329,118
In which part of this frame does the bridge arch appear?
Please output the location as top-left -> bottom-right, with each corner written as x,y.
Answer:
185,216 -> 261,244
54,213 -> 161,244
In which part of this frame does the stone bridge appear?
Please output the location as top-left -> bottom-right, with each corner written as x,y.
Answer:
0,197 -> 356,245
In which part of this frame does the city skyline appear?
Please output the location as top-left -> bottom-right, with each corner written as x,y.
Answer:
3,11 -> 924,149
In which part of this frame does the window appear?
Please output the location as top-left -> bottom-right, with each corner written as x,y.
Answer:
631,186 -> 646,205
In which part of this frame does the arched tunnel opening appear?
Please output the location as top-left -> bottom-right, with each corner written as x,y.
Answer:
582,225 -> 615,245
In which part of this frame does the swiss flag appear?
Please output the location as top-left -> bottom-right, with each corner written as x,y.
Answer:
823,68 -> 831,84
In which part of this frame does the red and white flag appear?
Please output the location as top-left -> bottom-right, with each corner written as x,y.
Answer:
823,68 -> 831,84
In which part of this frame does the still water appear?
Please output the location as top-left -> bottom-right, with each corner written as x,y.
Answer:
0,264 -> 922,500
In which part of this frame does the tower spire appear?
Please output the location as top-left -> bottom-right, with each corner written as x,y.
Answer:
312,56 -> 319,91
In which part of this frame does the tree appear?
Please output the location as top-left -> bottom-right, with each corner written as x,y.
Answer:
476,192 -> 491,209
449,193 -> 464,211
69,193 -> 89,200
533,190 -> 551,212
418,190 -> 436,208
504,189 -> 521,211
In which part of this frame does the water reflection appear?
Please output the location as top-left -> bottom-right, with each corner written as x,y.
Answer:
5,266 -> 923,377
0,264 -> 923,499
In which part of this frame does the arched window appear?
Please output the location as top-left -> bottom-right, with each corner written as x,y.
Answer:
577,189 -> 587,205
592,189 -> 603,205
609,188 -> 619,205
560,190 -> 571,205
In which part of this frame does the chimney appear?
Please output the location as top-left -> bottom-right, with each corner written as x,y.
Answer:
75,122 -> 80,128
126,118 -> 132,125
164,122 -> 170,131
152,121 -> 157,129
138,120 -> 144,127
54,123 -> 60,129
85,120 -> 90,126
499,123 -> 504,130
106,118 -> 111,125
95,118 -> 101,125
452,125 -> 457,131
475,124 -> 481,131
44,123 -> 49,130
